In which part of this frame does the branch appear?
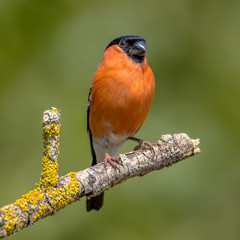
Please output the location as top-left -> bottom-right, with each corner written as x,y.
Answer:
0,107 -> 200,239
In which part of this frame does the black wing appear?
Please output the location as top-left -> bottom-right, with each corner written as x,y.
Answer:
87,88 -> 97,166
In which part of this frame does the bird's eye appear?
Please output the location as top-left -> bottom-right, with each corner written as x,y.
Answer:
119,40 -> 127,48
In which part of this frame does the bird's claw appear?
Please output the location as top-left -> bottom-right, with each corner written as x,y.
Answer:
134,140 -> 157,151
104,153 -> 122,169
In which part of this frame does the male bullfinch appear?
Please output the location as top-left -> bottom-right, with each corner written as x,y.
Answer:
86,35 -> 155,211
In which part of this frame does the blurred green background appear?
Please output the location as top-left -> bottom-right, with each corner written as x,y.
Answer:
0,0 -> 239,239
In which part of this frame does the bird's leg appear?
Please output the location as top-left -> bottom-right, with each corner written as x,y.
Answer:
128,136 -> 157,151
103,137 -> 122,168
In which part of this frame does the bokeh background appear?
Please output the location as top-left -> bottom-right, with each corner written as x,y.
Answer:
0,0 -> 239,239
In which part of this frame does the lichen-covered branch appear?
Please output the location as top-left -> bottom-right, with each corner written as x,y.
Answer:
0,107 -> 200,239
40,108 -> 61,188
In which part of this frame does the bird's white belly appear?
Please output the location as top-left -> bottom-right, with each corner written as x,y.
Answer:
92,134 -> 128,163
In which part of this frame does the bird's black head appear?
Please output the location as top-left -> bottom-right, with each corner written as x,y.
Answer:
106,35 -> 146,63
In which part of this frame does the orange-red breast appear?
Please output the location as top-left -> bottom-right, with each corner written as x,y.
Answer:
87,35 -> 155,211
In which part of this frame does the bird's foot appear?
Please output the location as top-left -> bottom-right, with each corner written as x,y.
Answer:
104,153 -> 122,168
128,136 -> 156,151
133,140 -> 157,151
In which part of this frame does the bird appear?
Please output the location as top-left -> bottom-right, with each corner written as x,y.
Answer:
86,35 -> 155,211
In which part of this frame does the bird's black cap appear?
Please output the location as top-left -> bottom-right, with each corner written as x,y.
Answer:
106,35 -> 147,63
106,35 -> 146,49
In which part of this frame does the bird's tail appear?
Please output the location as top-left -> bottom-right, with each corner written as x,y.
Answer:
86,192 -> 104,211
86,132 -> 105,211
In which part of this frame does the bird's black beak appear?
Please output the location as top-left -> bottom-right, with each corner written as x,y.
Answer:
131,41 -> 146,57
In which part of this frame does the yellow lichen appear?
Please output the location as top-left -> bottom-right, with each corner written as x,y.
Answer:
40,121 -> 60,188
40,156 -> 59,187
34,203 -> 51,221
14,199 -> 29,212
47,172 -> 81,212
43,123 -> 61,139
14,188 -> 45,211
1,206 -> 16,235
50,109 -> 58,114
0,168 -> 81,237
184,151 -> 194,157
5,221 -> 15,235
0,109 -> 86,237
0,109 -> 66,237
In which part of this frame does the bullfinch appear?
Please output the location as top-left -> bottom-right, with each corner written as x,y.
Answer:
86,35 -> 155,211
